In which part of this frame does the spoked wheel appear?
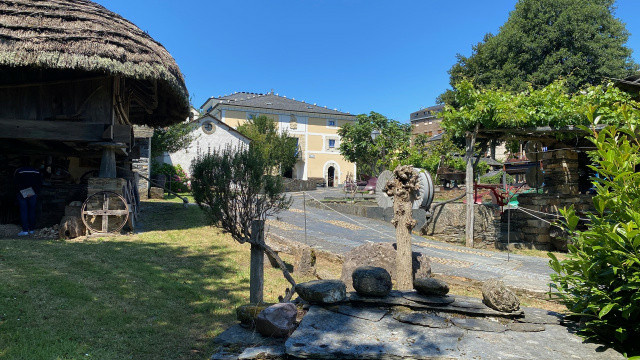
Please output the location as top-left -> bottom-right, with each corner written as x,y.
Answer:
81,191 -> 130,234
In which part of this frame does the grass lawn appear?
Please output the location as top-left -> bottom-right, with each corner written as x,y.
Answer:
0,201 -> 308,360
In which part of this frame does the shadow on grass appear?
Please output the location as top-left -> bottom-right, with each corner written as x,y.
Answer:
136,200 -> 208,232
0,235 -> 248,360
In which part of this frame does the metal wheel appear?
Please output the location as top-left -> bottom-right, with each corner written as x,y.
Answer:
81,191 -> 130,234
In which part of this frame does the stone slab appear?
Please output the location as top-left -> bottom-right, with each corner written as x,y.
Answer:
392,310 -> 450,328
286,306 -> 464,359
326,305 -> 388,322
238,345 -> 286,360
401,292 -> 455,305
286,306 -> 623,359
506,322 -> 546,332
350,292 -> 523,318
518,307 -> 565,325
450,317 -> 506,333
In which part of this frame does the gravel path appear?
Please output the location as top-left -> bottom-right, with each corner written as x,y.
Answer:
267,190 -> 553,294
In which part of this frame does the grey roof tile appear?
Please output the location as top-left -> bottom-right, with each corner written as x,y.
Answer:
206,92 -> 354,117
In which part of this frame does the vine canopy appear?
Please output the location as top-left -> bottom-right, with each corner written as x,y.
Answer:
441,80 -> 639,138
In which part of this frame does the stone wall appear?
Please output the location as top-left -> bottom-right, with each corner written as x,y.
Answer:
283,178 -> 317,192
504,193 -> 593,250
421,203 -> 501,247
132,137 -> 151,199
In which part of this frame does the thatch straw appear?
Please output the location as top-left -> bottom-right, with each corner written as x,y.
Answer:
0,0 -> 189,126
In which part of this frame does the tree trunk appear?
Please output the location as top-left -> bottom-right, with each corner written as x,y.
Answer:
385,165 -> 420,291
465,125 -> 479,248
250,220 -> 265,303
394,195 -> 414,290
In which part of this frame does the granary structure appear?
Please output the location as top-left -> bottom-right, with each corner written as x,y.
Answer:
0,0 -> 189,232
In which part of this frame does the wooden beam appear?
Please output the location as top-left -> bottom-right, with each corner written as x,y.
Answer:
0,119 -> 132,144
465,124 -> 479,248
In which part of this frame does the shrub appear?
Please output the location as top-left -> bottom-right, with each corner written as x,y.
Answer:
478,171 -> 515,185
152,163 -> 190,193
549,118 -> 640,356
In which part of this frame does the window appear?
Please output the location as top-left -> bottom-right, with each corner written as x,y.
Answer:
328,139 -> 336,148
327,119 -> 336,127
202,121 -> 216,134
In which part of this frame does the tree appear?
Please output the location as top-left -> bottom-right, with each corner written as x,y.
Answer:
549,110 -> 640,356
190,146 -> 295,302
338,112 -> 412,177
440,0 -> 637,103
237,115 -> 298,176
151,121 -> 197,158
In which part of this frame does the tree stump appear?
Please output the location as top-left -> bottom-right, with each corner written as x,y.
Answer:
384,165 -> 420,290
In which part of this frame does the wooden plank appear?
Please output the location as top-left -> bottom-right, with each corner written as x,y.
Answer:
0,119 -> 107,142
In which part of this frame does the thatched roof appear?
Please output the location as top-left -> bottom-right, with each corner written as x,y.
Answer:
0,0 -> 189,126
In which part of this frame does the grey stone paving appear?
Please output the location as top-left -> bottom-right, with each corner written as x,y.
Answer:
267,190 -> 553,294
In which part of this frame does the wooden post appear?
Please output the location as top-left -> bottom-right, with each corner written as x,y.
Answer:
385,165 -> 420,290
250,220 -> 265,303
99,146 -> 117,178
465,124 -> 479,248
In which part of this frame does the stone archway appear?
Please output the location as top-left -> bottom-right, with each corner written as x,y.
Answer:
323,161 -> 340,187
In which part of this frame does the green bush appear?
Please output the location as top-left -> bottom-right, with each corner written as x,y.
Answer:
152,162 -> 190,193
478,171 -> 515,185
549,119 -> 640,356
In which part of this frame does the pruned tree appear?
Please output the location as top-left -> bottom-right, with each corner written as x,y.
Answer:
190,146 -> 295,302
385,165 -> 420,290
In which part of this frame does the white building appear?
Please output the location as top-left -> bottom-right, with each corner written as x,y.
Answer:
160,114 -> 250,175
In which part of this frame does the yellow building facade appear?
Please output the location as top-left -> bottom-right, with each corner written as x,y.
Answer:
201,92 -> 357,186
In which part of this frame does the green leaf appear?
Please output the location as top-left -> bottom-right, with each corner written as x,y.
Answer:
599,303 -> 616,319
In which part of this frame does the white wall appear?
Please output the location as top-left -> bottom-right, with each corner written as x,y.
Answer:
161,116 -> 250,176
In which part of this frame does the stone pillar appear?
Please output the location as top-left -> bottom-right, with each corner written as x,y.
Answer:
543,149 -> 579,195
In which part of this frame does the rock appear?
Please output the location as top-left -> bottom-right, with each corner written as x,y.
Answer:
340,242 -> 431,291
255,303 -> 298,338
352,266 -> 392,297
450,317 -> 507,332
213,324 -> 282,347
294,246 -> 316,277
149,186 -> 164,199
392,309 -> 450,328
59,215 -> 86,239
482,278 -> 520,313
236,303 -> 274,327
0,224 -> 21,238
238,345 -> 286,359
413,277 -> 449,296
295,280 -> 346,304
506,322 -> 546,332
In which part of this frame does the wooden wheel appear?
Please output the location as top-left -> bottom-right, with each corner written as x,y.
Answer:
81,191 -> 129,234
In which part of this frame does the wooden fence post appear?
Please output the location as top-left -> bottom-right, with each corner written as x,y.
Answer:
465,124 -> 479,248
250,220 -> 265,303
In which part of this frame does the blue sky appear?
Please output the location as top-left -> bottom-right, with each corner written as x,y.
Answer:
94,0 -> 640,122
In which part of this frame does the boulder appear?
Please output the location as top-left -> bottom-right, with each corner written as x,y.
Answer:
294,246 -> 316,277
295,280 -> 346,304
59,215 -> 86,239
255,303 -> 298,338
352,266 -> 392,297
340,242 -> 431,291
482,278 -> 520,313
236,303 -> 274,327
413,277 -> 449,296
149,186 -> 164,199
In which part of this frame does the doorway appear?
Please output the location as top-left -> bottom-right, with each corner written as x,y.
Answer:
327,166 -> 335,187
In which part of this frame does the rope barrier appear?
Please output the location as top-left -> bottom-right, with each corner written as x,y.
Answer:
517,205 -> 591,222
300,191 -> 396,241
